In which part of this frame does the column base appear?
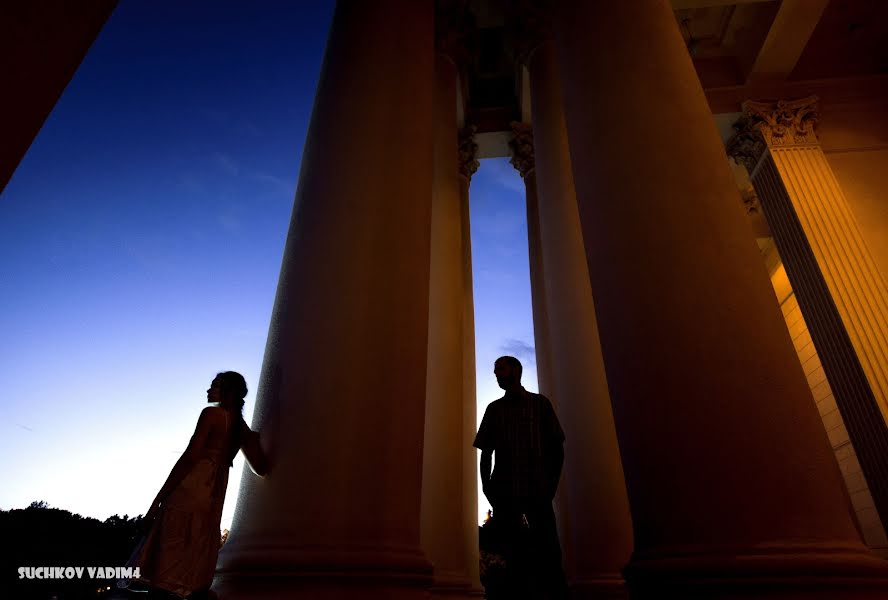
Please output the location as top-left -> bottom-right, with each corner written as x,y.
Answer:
623,542 -> 888,599
214,542 -> 433,600
569,574 -> 628,599
428,584 -> 485,599
427,571 -> 483,599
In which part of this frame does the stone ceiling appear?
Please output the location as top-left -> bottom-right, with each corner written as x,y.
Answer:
674,0 -> 888,87
451,0 -> 888,132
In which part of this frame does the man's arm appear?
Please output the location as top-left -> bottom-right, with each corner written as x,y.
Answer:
546,442 -> 564,499
541,395 -> 565,499
480,448 -> 493,503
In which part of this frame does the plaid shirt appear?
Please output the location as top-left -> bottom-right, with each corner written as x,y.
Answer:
473,388 -> 565,501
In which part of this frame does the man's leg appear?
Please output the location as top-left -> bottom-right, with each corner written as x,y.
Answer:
530,500 -> 569,600
494,498 -> 532,598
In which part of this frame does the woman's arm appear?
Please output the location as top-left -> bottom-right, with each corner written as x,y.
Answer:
241,426 -> 269,477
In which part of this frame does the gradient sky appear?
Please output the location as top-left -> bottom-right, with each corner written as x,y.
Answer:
0,1 -> 537,530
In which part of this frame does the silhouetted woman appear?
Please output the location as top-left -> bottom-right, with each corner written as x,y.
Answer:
129,371 -> 268,599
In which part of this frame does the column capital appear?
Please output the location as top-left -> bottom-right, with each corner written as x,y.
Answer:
435,0 -> 475,68
727,96 -> 820,172
507,0 -> 553,66
740,186 -> 761,215
458,125 -> 479,180
509,121 -> 535,179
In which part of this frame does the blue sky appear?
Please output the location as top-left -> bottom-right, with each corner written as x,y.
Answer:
0,1 -> 536,529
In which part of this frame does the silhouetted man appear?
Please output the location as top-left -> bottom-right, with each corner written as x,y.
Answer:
474,355 -> 568,599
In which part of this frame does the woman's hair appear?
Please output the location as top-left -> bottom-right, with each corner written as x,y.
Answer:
217,371 -> 247,413
217,371 -> 248,466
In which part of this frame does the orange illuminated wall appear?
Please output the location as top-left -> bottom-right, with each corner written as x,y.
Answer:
765,242 -> 888,555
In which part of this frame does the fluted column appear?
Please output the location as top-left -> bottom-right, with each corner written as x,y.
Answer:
458,125 -> 482,595
420,45 -> 480,598
525,37 -> 634,599
729,96 -> 888,544
215,2 -> 435,598
509,119 -> 580,592
509,122 -> 555,396
552,1 -> 888,597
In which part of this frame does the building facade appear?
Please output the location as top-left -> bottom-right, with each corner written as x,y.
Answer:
7,1 -> 888,598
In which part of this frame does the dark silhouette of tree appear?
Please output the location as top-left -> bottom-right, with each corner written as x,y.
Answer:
0,501 -> 145,599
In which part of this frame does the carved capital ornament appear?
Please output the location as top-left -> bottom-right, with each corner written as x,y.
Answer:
740,186 -> 760,215
458,125 -> 479,180
508,121 -> 535,178
727,96 -> 820,172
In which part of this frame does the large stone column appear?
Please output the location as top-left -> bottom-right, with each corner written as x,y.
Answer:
421,50 -> 480,599
457,125 -> 482,594
215,2 -> 435,598
525,37 -> 634,599
2,1 -> 118,193
552,1 -> 888,597
729,96 -> 888,547
509,119 -> 584,591
509,122 -> 555,396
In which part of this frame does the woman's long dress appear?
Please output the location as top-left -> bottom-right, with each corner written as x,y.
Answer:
131,407 -> 235,597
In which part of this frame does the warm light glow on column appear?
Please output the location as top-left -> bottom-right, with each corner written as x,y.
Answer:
420,50 -> 480,597
526,36 -> 633,597
508,122 -> 555,398
553,1 -> 888,596
730,95 -> 888,543
215,2 -> 437,598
